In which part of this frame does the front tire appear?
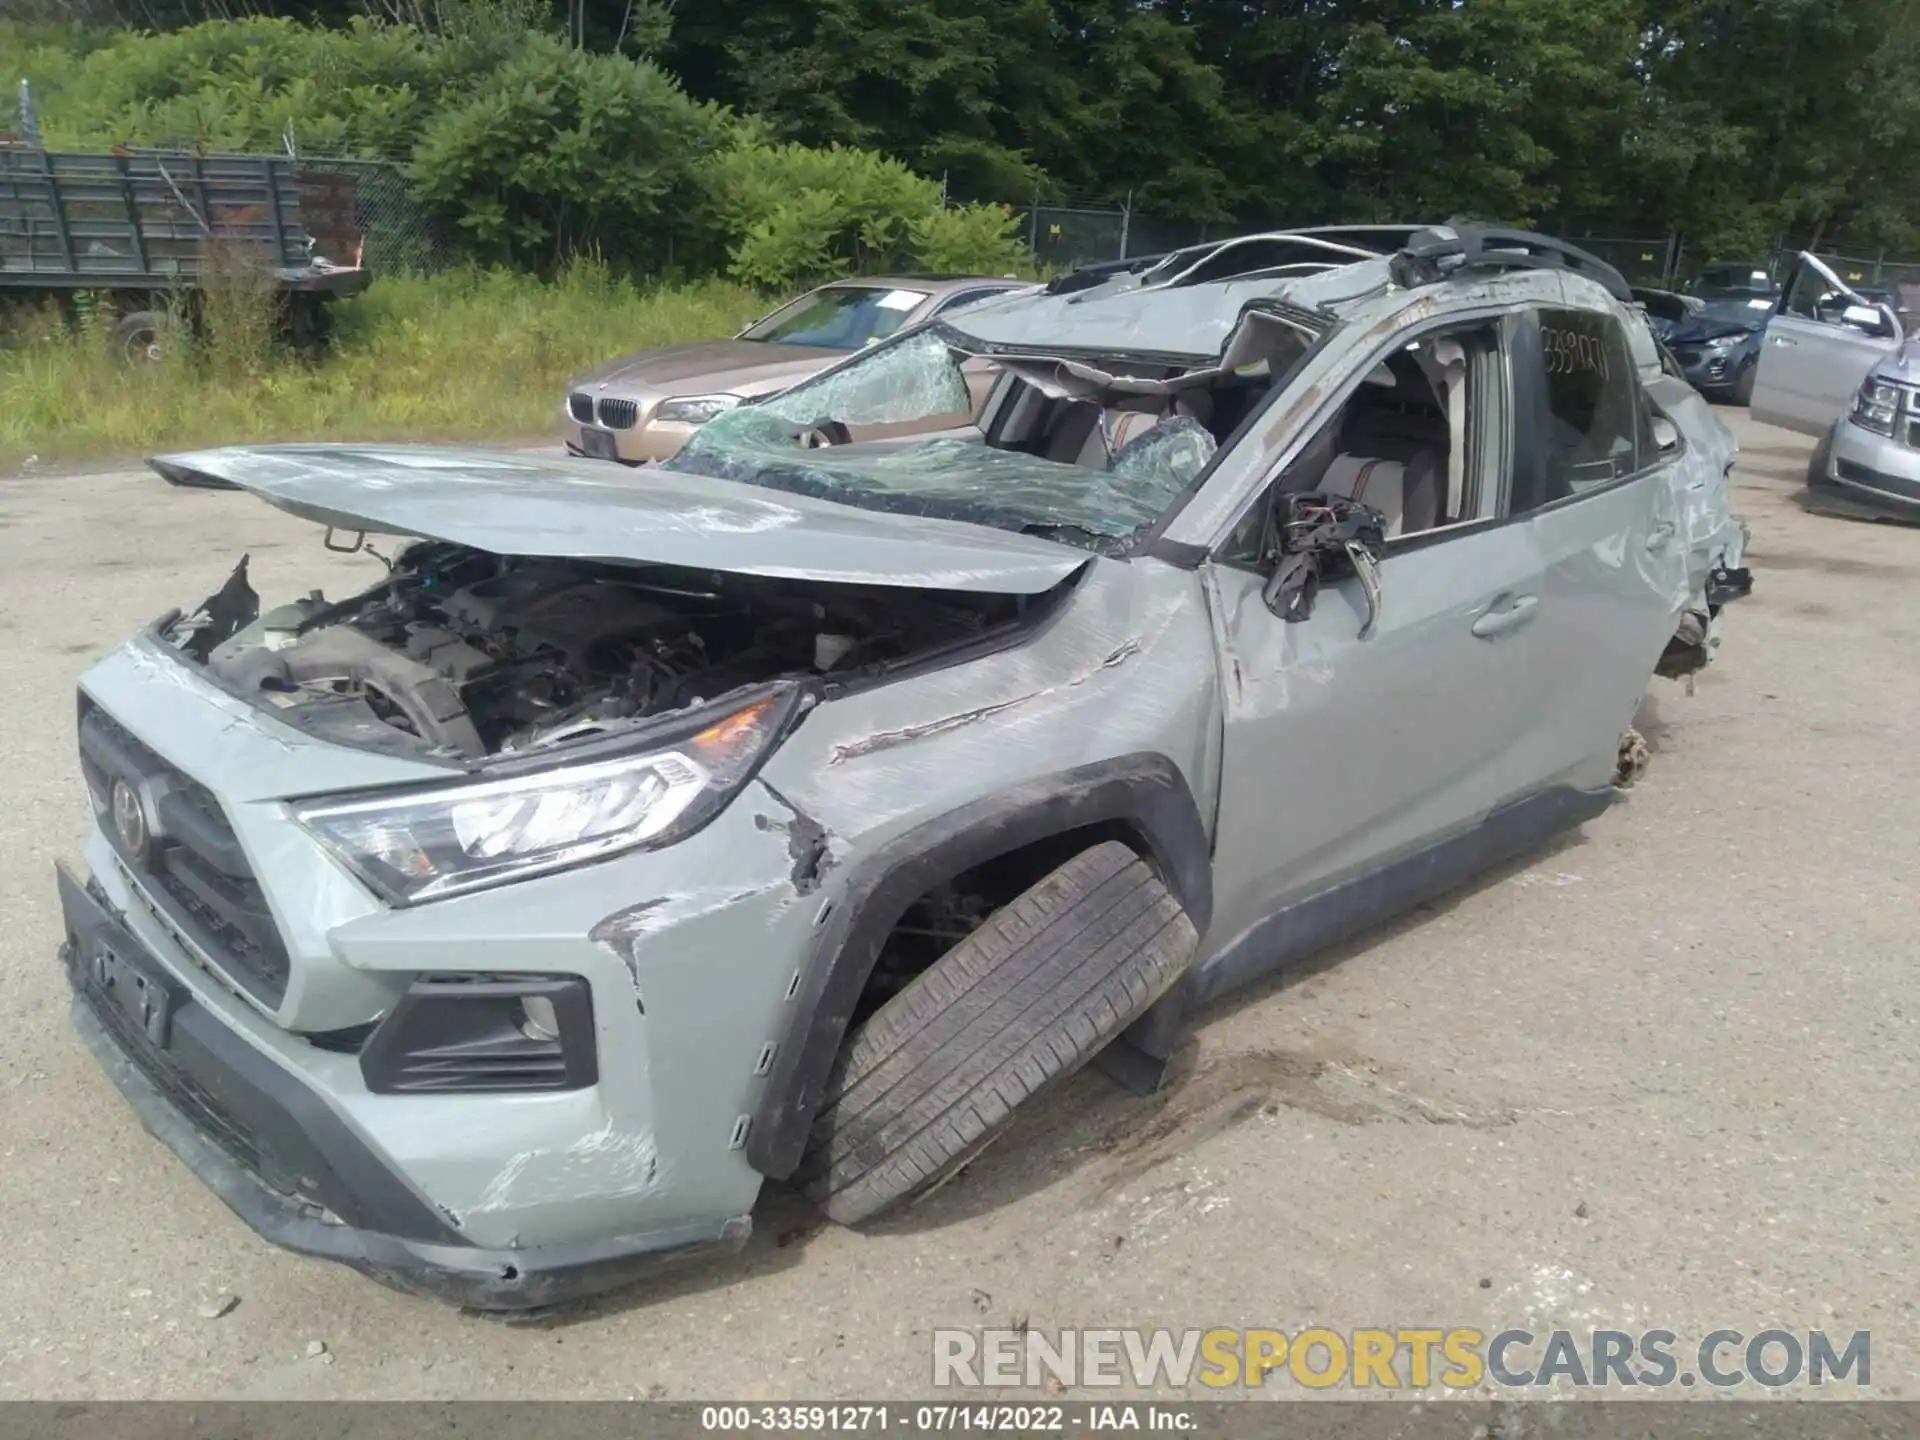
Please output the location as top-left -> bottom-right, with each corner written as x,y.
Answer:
798,842 -> 1198,1225
1807,426 -> 1837,489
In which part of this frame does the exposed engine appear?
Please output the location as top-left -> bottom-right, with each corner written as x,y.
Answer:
172,542 -> 1021,759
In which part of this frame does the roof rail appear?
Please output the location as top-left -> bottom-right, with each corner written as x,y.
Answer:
1042,223 -> 1635,304
1389,226 -> 1633,303
1045,227 -> 1420,297
1043,251 -> 1180,296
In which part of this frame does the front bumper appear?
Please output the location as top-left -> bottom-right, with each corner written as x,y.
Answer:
559,412 -> 697,465
1677,347 -> 1752,397
1823,417 -> 1920,512
56,860 -> 749,1310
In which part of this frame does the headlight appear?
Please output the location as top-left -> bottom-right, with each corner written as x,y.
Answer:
1852,379 -> 1901,436
655,393 -> 742,425
293,691 -> 797,904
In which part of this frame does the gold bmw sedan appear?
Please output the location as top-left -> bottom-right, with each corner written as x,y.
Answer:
561,275 -> 1032,464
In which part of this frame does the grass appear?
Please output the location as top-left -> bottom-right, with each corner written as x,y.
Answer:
0,262 -> 766,464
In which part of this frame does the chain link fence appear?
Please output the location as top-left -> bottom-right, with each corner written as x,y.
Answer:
1561,235 -> 1682,287
1791,248 -> 1920,293
293,155 -> 456,274
1009,201 -> 1225,273
1002,207 -> 1920,308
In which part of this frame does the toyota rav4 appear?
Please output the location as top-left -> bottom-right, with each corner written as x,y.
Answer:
57,226 -> 1750,1311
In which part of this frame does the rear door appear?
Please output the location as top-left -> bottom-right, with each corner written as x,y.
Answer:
1752,253 -> 1903,434
1505,306 -> 1690,793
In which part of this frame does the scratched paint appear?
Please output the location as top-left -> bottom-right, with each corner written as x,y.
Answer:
827,638 -> 1143,764
470,1119 -> 661,1217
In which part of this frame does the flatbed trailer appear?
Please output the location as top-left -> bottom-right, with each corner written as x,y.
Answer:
0,145 -> 372,358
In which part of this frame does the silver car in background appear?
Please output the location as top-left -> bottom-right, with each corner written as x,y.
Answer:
1751,251 -> 1918,514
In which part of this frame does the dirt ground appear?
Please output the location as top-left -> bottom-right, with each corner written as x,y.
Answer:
1,413 -> 1915,1400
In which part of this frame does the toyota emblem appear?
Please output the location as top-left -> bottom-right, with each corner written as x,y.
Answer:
110,778 -> 149,857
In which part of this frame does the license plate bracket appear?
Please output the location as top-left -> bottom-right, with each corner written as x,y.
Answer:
80,932 -> 184,1049
579,426 -> 619,460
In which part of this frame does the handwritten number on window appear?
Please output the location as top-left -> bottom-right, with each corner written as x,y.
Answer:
1542,325 -> 1610,381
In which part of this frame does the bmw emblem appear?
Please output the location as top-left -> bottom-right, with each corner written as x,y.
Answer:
110,778 -> 149,857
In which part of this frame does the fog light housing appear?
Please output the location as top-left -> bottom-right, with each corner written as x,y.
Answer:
518,994 -> 560,1043
361,975 -> 596,1094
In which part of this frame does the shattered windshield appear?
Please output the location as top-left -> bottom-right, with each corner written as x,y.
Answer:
661,319 -> 1317,550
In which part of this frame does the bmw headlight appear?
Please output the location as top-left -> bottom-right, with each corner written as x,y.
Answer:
1852,378 -> 1901,436
293,691 -> 797,904
655,393 -> 742,425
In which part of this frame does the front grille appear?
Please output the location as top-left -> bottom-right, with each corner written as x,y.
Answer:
567,391 -> 594,424
78,704 -> 291,1007
597,397 -> 640,430
1672,346 -> 1701,366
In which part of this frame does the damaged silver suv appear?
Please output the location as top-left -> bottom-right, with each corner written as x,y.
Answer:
57,226 -> 1750,1311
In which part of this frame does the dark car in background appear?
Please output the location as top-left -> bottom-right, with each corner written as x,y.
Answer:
1628,266 -> 1779,405
1668,298 -> 1772,404
1634,278 -> 1773,404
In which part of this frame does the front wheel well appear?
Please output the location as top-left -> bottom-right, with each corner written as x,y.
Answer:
745,752 -> 1213,1180
850,821 -> 1153,1029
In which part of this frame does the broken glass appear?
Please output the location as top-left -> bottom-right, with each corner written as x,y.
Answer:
1106,415 -> 1216,494
751,330 -> 973,429
668,416 -> 1201,547
662,312 -> 1276,547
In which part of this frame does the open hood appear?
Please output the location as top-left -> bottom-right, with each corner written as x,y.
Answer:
149,444 -> 1091,595
1858,337 -> 1920,391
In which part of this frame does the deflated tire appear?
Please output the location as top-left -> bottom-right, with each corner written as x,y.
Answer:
798,841 -> 1199,1224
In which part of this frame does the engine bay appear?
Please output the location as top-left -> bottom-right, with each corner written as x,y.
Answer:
166,542 -> 1027,760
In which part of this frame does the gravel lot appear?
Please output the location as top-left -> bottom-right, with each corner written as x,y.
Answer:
1,412 -> 1915,1400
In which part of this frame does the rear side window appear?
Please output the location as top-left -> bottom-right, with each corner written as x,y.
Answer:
1512,309 -> 1649,512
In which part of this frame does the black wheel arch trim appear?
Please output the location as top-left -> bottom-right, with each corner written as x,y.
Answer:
745,751 -> 1212,1179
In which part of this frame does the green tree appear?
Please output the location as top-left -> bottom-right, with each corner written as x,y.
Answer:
1643,0 -> 1920,254
409,36 -> 727,265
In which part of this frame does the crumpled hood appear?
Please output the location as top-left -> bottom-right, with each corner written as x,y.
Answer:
1669,320 -> 1759,345
148,444 -> 1091,594
568,338 -> 845,400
